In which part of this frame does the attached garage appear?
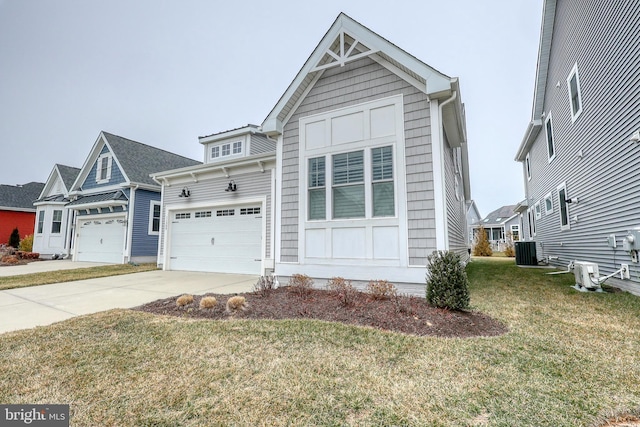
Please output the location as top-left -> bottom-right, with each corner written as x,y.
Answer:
167,204 -> 263,274
75,215 -> 126,263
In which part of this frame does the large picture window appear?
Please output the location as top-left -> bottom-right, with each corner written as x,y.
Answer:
332,150 -> 365,219
308,157 -> 326,220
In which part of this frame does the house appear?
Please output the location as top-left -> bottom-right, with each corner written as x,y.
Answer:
515,0 -> 640,294
151,125 -> 276,274
472,205 -> 520,251
466,200 -> 481,245
263,14 -> 469,293
32,164 -> 80,258
0,182 -> 44,245
64,131 -> 200,264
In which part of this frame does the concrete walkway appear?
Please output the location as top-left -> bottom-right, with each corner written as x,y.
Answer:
0,260 -> 112,277
0,270 -> 258,334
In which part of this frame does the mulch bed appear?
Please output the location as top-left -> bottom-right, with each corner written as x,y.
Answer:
135,287 -> 507,338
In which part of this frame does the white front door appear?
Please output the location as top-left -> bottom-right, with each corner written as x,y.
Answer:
75,216 -> 126,263
168,205 -> 262,274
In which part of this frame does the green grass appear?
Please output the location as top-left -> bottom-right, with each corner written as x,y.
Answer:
1,258 -> 639,426
0,263 -> 158,290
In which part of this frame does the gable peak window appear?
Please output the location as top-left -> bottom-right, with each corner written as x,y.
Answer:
567,63 -> 583,122
545,114 -> 556,162
96,153 -> 113,183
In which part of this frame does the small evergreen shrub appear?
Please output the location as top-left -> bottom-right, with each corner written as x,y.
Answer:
176,294 -> 194,307
426,250 -> 470,310
199,296 -> 217,309
18,234 -> 33,252
8,228 -> 20,248
288,274 -> 313,297
367,279 -> 397,300
226,296 -> 247,312
326,277 -> 358,307
472,225 -> 493,257
253,275 -> 276,296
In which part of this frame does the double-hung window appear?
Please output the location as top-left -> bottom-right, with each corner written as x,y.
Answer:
149,201 -> 161,234
332,151 -> 365,219
558,183 -> 570,230
37,211 -> 45,234
371,146 -> 394,217
308,157 -> 326,220
525,153 -> 531,180
545,114 -> 556,162
567,63 -> 583,122
96,153 -> 112,183
51,210 -> 62,234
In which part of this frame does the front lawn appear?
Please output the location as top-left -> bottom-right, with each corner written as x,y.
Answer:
0,263 -> 158,291
0,259 -> 639,426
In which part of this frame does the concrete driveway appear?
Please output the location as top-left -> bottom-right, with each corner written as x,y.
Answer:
0,269 -> 258,334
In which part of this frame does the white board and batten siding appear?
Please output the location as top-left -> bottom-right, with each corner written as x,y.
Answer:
522,0 -> 640,293
277,56 -> 445,291
158,170 -> 274,275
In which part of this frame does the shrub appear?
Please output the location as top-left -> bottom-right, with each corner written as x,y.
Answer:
8,228 -> 19,248
199,296 -> 217,309
367,279 -> 397,300
1,255 -> 19,264
253,275 -> 276,296
226,296 -> 247,312
504,232 -> 515,257
176,294 -> 194,307
18,234 -> 33,252
426,250 -> 470,310
473,225 -> 493,257
326,277 -> 358,307
288,274 -> 313,298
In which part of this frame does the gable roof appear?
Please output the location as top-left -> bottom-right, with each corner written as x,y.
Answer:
57,164 -> 81,191
0,182 -> 45,211
72,132 -> 201,191
37,164 -> 81,201
477,205 -> 518,226
262,12 -> 457,136
515,0 -> 556,161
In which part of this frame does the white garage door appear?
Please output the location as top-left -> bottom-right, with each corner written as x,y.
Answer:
168,205 -> 262,274
75,216 -> 126,263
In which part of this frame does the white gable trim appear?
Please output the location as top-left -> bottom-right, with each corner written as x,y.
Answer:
70,132 -> 131,191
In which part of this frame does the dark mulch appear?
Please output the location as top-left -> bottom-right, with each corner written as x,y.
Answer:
134,287 -> 507,338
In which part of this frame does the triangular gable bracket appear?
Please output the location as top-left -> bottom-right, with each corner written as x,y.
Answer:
310,30 -> 378,72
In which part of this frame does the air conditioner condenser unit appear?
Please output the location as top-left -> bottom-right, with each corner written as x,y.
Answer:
573,261 -> 602,292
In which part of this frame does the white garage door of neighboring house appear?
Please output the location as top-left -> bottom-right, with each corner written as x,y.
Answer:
168,205 -> 262,274
75,216 -> 126,263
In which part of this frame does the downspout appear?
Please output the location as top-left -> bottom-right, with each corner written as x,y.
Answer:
434,90 -> 457,251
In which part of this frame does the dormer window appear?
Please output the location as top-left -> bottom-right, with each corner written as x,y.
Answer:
210,141 -> 243,160
96,153 -> 112,183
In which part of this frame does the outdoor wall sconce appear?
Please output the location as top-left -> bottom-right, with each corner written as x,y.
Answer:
225,180 -> 237,192
179,187 -> 191,198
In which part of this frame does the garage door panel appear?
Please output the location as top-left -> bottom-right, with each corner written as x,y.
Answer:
168,207 -> 262,274
76,217 -> 125,263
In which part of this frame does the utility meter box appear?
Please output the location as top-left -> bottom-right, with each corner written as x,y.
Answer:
623,229 -> 640,251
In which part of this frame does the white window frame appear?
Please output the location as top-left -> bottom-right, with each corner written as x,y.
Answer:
232,141 -> 242,154
96,153 -> 113,184
545,113 -> 556,162
557,182 -> 571,231
544,192 -> 553,214
148,201 -> 161,235
210,140 -> 243,161
36,210 -> 45,234
525,153 -> 531,181
528,206 -> 536,239
567,62 -> 583,122
534,201 -> 541,220
211,146 -> 220,159
51,210 -> 63,234
510,224 -> 520,241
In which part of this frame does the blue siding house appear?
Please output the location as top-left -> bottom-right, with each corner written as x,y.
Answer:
65,131 -> 200,264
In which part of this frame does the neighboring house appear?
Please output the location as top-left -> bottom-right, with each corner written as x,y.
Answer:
515,0 -> 640,294
0,182 -> 44,244
32,164 -> 81,258
151,125 -> 276,275
466,200 -> 481,245
260,13 -> 470,294
472,205 -> 519,252
64,131 -> 200,264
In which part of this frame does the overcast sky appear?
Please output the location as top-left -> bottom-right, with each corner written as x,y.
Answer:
0,0 -> 543,217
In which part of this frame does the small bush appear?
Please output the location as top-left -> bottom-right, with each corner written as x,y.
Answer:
426,250 -> 470,310
176,294 -> 194,307
367,279 -> 397,300
326,277 -> 358,307
253,275 -> 276,296
226,296 -> 247,312
18,234 -> 33,252
199,296 -> 217,309
473,225 -> 492,257
1,255 -> 19,264
288,274 -> 313,298
8,228 -> 19,248
504,232 -> 515,257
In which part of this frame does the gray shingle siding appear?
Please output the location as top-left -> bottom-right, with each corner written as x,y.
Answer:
443,136 -> 468,259
80,145 -> 126,190
280,56 -> 436,264
522,0 -> 640,293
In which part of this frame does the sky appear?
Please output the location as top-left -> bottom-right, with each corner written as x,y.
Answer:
0,0 -> 543,217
